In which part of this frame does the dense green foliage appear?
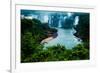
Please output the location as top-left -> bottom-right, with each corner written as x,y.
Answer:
21,43 -> 89,62
21,18 -> 89,63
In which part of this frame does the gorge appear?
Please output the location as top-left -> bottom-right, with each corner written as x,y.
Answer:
21,10 -> 90,62
21,10 -> 89,49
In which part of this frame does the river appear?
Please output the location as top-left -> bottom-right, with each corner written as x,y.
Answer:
43,28 -> 81,49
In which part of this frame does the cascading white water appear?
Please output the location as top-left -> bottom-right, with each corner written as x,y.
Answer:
58,20 -> 62,28
43,15 -> 49,23
74,16 -> 79,26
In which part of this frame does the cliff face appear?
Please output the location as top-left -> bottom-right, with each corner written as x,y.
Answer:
74,13 -> 90,42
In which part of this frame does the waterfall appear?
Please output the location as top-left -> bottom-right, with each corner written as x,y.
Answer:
43,15 -> 49,23
74,16 -> 79,26
58,20 -> 62,28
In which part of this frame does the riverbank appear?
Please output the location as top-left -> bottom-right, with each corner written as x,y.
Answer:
41,33 -> 58,44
